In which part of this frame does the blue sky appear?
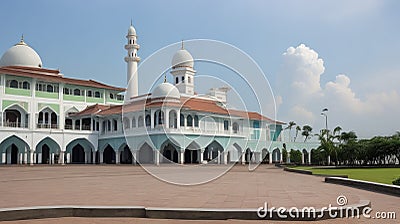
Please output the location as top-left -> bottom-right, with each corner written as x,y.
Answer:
1,0 -> 399,138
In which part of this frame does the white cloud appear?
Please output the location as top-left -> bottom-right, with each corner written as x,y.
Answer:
276,44 -> 400,138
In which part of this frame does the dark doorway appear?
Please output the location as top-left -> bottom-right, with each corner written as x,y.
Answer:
184,149 -> 198,164
121,146 -> 132,164
42,144 -> 50,164
103,145 -> 116,164
11,144 -> 18,164
72,144 -> 85,163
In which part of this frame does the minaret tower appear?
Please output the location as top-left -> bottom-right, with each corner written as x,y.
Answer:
124,21 -> 140,99
170,41 -> 196,95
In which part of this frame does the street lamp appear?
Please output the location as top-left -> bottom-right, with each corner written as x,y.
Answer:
321,108 -> 328,134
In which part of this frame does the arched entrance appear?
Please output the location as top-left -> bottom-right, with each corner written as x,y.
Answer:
245,148 -> 253,163
161,142 -> 178,163
72,144 -> 85,163
204,141 -> 224,164
138,143 -> 154,164
184,149 -> 198,164
41,144 -> 50,164
103,145 -> 116,164
120,145 -> 132,164
272,148 -> 281,163
303,149 -> 309,164
0,135 -> 29,164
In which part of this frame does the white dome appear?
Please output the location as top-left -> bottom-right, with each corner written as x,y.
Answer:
128,25 -> 136,36
152,82 -> 180,99
171,49 -> 194,68
0,40 -> 42,68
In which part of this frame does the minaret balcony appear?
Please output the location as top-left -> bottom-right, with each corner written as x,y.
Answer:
124,56 -> 141,62
124,44 -> 140,50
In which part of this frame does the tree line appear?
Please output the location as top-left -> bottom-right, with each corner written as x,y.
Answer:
284,121 -> 400,166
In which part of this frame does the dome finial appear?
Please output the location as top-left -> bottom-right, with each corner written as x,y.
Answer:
181,40 -> 184,50
130,19 -> 132,26
16,34 -> 26,46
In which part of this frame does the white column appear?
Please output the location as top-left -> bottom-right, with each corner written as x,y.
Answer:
217,151 -> 221,164
223,151 -> 228,165
29,150 -> 34,165
287,152 -> 290,163
60,151 -> 65,165
1,153 -> 5,164
179,150 -> 184,164
34,153 -> 37,164
6,151 -> 11,164
279,150 -> 283,163
308,151 -> 312,165
92,151 -> 96,164
241,151 -> 245,164
199,149 -> 204,164
84,152 -> 88,164
100,151 -> 104,164
301,152 -> 305,164
66,153 -> 70,164
269,151 -> 272,164
38,153 -> 42,164
51,153 -> 55,164
115,151 -> 120,164
23,152 -> 27,164
132,151 -> 137,165
154,151 -> 160,165
18,153 -> 23,164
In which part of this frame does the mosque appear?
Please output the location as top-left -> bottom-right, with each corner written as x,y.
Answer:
0,23 -> 318,166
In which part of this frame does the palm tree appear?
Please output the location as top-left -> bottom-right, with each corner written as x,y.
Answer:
316,129 -> 334,165
294,125 -> 301,142
285,121 -> 296,142
302,125 -> 313,142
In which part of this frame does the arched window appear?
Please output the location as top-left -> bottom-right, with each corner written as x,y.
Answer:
176,77 -> 179,84
233,122 -> 239,134
188,76 -> 191,84
73,89 -> 81,96
94,91 -> 101,98
157,110 -> 164,125
132,116 -> 136,128
109,93 -> 114,99
9,80 -> 18,88
182,76 -> 185,82
194,115 -> 199,127
46,85 -> 53,92
187,115 -> 193,127
87,90 -> 92,97
224,120 -> 229,131
75,120 -> 80,130
123,117 -> 130,129
63,88 -> 70,95
138,116 -> 144,127
145,115 -> 151,127
113,119 -> 118,131
107,120 -> 111,131
169,110 -> 177,128
22,81 -> 30,89
180,114 -> 185,127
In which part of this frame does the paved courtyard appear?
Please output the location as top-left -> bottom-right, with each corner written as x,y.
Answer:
0,164 -> 398,223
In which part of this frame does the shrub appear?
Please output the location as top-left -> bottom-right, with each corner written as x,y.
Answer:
392,177 -> 400,186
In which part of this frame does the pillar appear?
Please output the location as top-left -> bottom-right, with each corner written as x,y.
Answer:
269,151 -> 272,164
66,153 -> 70,164
217,151 -> 221,164
132,151 -> 137,165
223,151 -> 228,165
92,151 -> 96,164
241,151 -> 245,165
308,151 -> 312,165
99,151 -> 104,164
7,151 -> 11,164
84,152 -> 88,164
199,149 -> 204,164
38,153 -> 42,164
18,153 -> 23,164
34,153 -> 37,164
279,150 -> 283,163
115,151 -> 120,164
51,153 -> 55,164
154,151 -> 160,166
60,151 -> 65,165
1,153 -> 5,164
287,152 -> 291,163
301,152 -> 305,164
179,150 -> 184,164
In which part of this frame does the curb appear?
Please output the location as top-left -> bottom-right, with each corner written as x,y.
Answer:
325,177 -> 400,197
0,201 -> 371,221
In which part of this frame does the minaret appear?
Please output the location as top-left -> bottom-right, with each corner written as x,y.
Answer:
124,21 -> 140,99
170,41 -> 196,95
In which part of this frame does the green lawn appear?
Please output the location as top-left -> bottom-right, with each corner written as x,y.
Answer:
290,166 -> 400,185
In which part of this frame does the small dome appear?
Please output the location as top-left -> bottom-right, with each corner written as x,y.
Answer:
0,40 -> 43,68
171,49 -> 194,69
152,82 -> 180,100
128,25 -> 136,36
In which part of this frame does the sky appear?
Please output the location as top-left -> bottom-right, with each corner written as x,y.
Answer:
0,0 -> 399,138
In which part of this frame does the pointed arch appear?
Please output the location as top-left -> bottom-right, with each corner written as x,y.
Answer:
0,135 -> 29,164
138,142 -> 154,164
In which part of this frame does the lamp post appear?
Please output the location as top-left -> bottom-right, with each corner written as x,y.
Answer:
321,108 -> 328,134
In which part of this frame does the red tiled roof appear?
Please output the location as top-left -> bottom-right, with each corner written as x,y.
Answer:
71,104 -> 112,116
0,66 -> 125,91
90,96 -> 285,124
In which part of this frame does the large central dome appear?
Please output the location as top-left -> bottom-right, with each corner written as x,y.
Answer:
0,39 -> 43,68
152,82 -> 180,100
